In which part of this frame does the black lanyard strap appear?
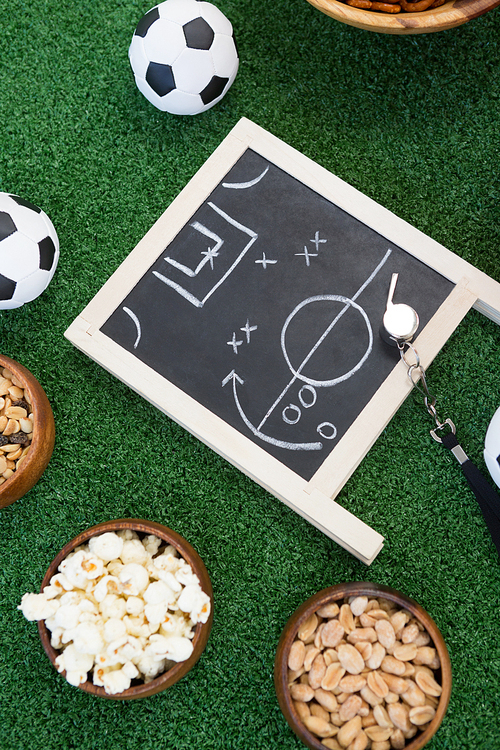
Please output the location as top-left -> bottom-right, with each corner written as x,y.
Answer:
397,340 -> 500,557
441,430 -> 500,556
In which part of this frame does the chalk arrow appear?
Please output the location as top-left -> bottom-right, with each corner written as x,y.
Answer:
222,370 -> 244,387
222,371 -> 322,451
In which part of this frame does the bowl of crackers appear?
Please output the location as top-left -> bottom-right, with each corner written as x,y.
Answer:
274,581 -> 451,750
0,354 -> 55,508
305,0 -> 500,34
18,519 -> 213,700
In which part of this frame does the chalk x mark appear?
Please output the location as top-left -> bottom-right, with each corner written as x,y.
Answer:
222,371 -> 323,451
227,332 -> 243,354
122,307 -> 142,349
255,253 -> 277,269
295,246 -> 318,267
311,232 -> 327,252
222,166 -> 269,190
240,319 -> 258,344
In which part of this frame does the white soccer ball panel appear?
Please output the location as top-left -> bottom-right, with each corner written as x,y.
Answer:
198,3 -> 233,36
142,18 -> 186,65
0,295 -> 23,310
5,203 -> 43,244
210,34 -> 239,78
157,0 -> 205,26
159,89 -> 205,115
129,36 -> 149,80
173,48 -> 214,94
0,234 -> 40,282
13,269 -> 51,304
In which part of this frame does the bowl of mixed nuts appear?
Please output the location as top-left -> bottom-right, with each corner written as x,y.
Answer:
274,582 -> 451,750
0,354 -> 55,508
305,0 -> 500,34
18,519 -> 213,700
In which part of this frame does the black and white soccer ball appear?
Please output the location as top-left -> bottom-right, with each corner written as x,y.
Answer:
485,407 -> 500,489
129,0 -> 239,115
0,193 -> 59,310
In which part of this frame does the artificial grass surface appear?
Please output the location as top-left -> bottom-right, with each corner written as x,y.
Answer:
1,0 -> 499,748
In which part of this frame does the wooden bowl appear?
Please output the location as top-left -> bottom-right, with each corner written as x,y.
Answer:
305,0 -> 500,34
38,519 -> 214,700
274,582 -> 452,750
0,354 -> 55,509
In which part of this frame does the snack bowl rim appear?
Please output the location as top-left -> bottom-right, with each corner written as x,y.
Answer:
274,581 -> 452,750
37,518 -> 214,700
0,354 -> 55,509
304,0 -> 500,35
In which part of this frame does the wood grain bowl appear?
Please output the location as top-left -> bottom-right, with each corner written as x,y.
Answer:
274,582 -> 452,750
38,519 -> 214,700
0,354 -> 55,509
305,0 -> 500,34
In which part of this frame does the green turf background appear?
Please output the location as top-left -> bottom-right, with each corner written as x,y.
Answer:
1,1 -> 499,748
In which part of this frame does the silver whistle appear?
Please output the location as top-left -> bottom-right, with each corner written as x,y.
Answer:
381,273 -> 419,346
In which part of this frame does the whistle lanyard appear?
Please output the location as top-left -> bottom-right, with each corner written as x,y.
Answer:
398,340 -> 500,557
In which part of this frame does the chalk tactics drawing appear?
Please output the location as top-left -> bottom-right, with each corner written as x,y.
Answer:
222,165 -> 269,189
122,307 -> 142,349
101,147 -> 454,481
152,203 -> 258,308
225,248 -> 392,453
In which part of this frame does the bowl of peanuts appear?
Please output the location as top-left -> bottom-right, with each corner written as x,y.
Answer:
0,354 -> 55,508
274,582 -> 452,750
24,519 -> 213,699
305,0 -> 500,34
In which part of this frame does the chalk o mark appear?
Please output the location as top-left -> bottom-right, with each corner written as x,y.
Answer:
317,422 -> 337,440
222,166 -> 269,190
299,385 -> 317,408
282,404 -> 301,425
122,306 -> 142,349
281,295 -> 373,388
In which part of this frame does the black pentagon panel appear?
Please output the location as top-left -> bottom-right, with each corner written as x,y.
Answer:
0,273 -> 16,301
183,17 -> 214,50
146,62 -> 176,97
200,76 -> 229,105
10,194 -> 41,213
135,6 -> 160,37
0,211 -> 17,241
38,236 -> 56,271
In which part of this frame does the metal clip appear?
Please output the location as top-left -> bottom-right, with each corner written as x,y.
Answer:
430,418 -> 456,443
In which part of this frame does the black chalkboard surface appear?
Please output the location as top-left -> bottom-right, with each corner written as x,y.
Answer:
66,118 -> 499,563
101,147 -> 453,481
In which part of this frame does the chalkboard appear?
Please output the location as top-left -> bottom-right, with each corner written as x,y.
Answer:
100,147 -> 452,480
65,118 -> 500,564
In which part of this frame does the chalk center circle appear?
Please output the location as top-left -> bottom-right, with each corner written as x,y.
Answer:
280,295 -> 373,387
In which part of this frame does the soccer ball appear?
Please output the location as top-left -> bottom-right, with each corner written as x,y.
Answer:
0,193 -> 59,310
129,0 -> 239,115
485,407 -> 500,489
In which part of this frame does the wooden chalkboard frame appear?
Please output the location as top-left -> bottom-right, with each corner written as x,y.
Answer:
65,118 -> 500,565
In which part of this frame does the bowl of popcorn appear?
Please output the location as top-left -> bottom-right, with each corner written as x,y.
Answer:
305,0 -> 500,34
18,519 -> 213,699
274,582 -> 451,750
0,354 -> 55,509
